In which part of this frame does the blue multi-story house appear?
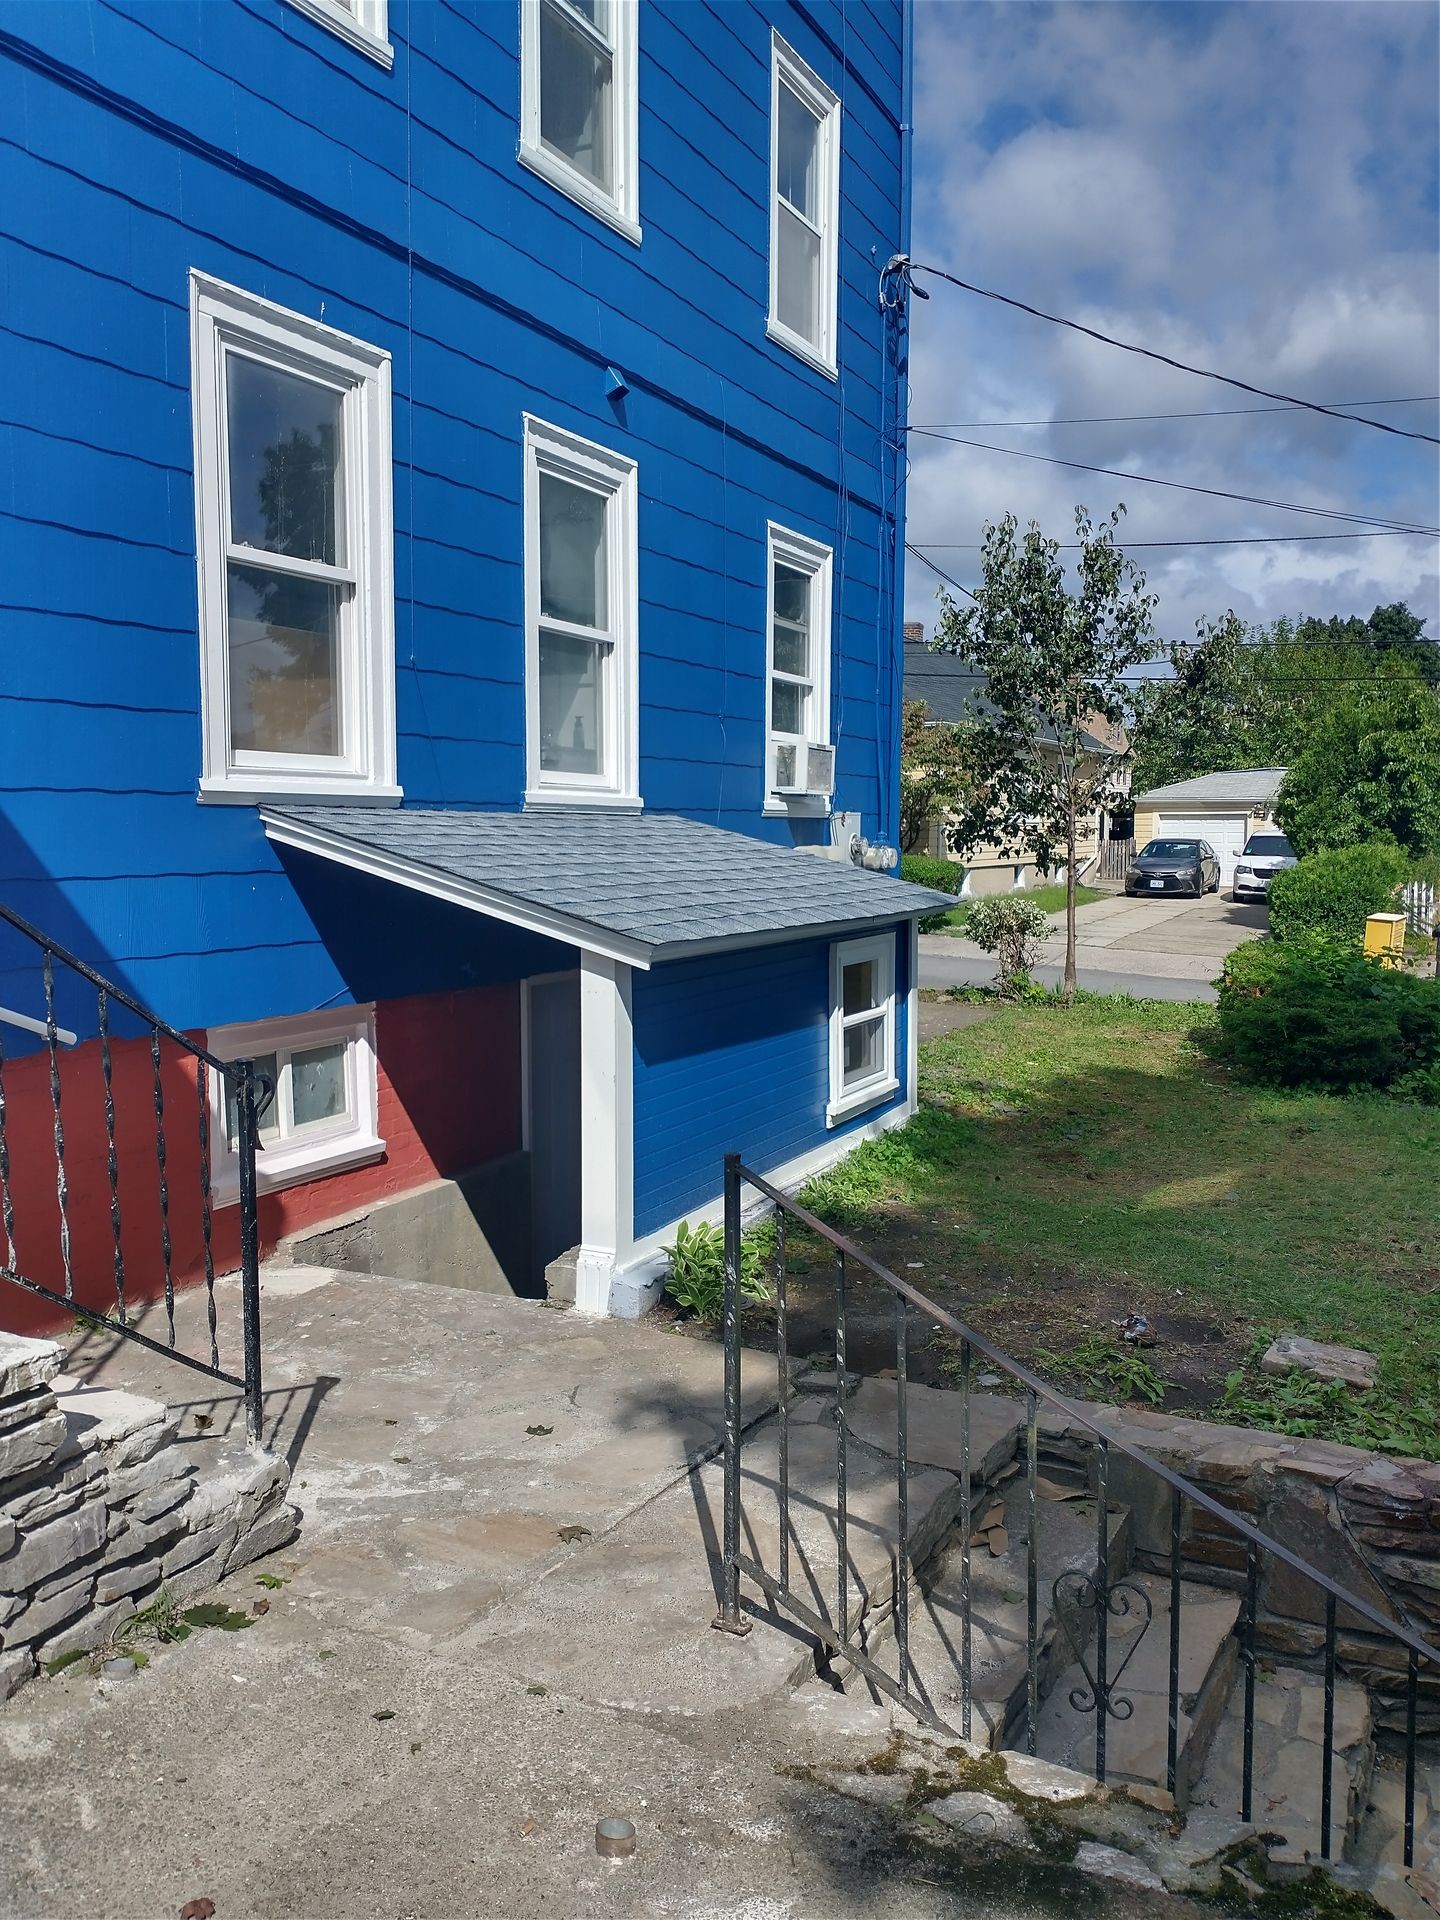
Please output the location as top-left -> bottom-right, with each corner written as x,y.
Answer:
0,0 -> 936,1327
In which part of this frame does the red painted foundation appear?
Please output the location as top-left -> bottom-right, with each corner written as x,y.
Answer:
0,985 -> 521,1336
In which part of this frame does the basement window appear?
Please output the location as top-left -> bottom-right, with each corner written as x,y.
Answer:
827,934 -> 897,1125
207,1005 -> 382,1203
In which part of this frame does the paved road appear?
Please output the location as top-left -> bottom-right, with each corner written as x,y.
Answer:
920,890 -> 1270,1004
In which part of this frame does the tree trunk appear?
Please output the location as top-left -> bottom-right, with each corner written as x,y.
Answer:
1063,800 -> 1078,1005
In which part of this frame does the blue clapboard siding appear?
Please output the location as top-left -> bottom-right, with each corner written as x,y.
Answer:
631,922 -> 910,1238
0,0 -> 908,1034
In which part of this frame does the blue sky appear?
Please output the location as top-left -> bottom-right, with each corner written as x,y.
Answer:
902,0 -> 1440,650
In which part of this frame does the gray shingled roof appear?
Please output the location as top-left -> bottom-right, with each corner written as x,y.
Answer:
1135,768 -> 1288,808
904,643 -> 1115,755
261,806 -> 952,964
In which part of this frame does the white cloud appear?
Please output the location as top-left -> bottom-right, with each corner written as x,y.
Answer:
903,0 -> 1440,647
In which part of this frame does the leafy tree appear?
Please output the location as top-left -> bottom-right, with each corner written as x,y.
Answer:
932,506 -> 1159,1001
1129,611 -> 1271,793
899,697 -> 972,854
1276,685 -> 1440,859
1129,601 -> 1436,792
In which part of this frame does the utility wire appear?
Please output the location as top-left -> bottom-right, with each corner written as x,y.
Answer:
907,427 -> 1440,534
910,395 -> 1440,431
906,542 -> 976,599
910,529 -> 1430,551
907,262 -> 1440,447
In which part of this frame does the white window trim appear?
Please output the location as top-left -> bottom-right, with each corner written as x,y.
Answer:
523,414 -> 640,810
207,1005 -> 383,1206
518,0 -> 641,245
827,933 -> 898,1127
767,30 -> 840,380
763,521 -> 833,819
285,0 -> 393,68
190,271 -> 399,807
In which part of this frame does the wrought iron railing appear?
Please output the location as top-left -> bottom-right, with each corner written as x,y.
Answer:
0,903 -> 267,1443
712,1154 -> 1439,1869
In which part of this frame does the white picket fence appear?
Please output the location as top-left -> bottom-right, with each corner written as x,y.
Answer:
1402,878 -> 1437,934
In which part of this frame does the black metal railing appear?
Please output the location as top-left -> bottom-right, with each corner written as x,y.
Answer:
0,903 -> 267,1443
713,1154 -> 1439,1869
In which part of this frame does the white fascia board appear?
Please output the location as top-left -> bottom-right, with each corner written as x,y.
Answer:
648,908 -> 941,965
259,809 -> 654,970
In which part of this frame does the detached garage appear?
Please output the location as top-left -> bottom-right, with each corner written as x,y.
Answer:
1132,769 -> 1288,886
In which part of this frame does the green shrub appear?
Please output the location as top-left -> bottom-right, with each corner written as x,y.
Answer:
662,1218 -> 770,1320
902,854 -> 964,932
1216,938 -> 1440,1096
1267,841 -> 1408,946
963,894 -> 1053,997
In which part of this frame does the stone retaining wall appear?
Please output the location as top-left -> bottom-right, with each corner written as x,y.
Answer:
0,1332 -> 299,1703
1037,1400 -> 1440,1728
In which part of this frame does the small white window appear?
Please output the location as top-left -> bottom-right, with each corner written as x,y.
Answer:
768,32 -> 840,377
207,1006 -> 382,1204
285,0 -> 392,68
828,934 -> 898,1126
190,273 -> 398,804
523,416 -> 639,808
519,0 -> 640,243
765,522 -> 833,815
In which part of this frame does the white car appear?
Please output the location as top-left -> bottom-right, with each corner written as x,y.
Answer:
1232,830 -> 1297,901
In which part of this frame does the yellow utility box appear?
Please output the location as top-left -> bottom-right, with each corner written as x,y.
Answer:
1364,912 -> 1407,967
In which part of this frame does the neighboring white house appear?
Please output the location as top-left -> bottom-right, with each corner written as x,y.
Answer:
1132,768 -> 1288,886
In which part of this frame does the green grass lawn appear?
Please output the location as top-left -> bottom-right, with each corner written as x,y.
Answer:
930,882 -> 1104,933
796,997 -> 1440,1446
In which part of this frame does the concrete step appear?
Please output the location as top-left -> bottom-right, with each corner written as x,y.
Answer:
843,1477 -> 1134,1746
1031,1572 -> 1240,1806
1188,1661 -> 1375,1874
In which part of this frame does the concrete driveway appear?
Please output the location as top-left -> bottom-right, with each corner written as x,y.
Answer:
921,890 -> 1268,1002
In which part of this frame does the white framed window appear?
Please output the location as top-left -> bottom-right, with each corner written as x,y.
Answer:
190,272 -> 398,805
827,934 -> 898,1126
767,31 -> 840,377
285,0 -> 392,69
207,1005 -> 382,1204
519,0 -> 641,244
523,415 -> 639,808
764,522 -> 833,815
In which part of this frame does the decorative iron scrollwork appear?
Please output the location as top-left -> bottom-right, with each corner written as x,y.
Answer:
1052,1569 -> 1153,1720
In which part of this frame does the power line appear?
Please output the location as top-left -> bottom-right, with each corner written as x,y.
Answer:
906,542 -> 977,600
909,395 -> 1440,431
906,427 -> 1440,534
910,529 -> 1431,551
906,261 -> 1440,447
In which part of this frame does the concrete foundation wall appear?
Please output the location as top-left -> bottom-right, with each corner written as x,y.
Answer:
283,1152 -> 534,1298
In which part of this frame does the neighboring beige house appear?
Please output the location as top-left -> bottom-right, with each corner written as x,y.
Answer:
903,635 -> 1130,896
1131,768 -> 1288,888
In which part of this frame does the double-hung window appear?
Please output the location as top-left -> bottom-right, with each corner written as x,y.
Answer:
765,523 -> 833,811
285,0 -> 392,67
828,934 -> 898,1125
519,0 -> 640,242
207,1006 -> 382,1203
524,417 -> 639,807
768,32 -> 840,376
190,273 -> 397,803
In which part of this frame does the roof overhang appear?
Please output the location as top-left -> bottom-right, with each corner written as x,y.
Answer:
260,806 -> 953,970
261,807 -> 656,967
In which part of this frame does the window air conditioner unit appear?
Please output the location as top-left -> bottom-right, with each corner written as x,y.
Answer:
773,740 -> 835,798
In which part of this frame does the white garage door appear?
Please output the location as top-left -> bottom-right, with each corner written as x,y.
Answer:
1157,813 -> 1249,883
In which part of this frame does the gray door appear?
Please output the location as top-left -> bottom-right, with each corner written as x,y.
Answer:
525,972 -> 582,1291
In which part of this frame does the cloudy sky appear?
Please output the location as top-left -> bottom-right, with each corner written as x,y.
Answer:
902,0 -> 1440,653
